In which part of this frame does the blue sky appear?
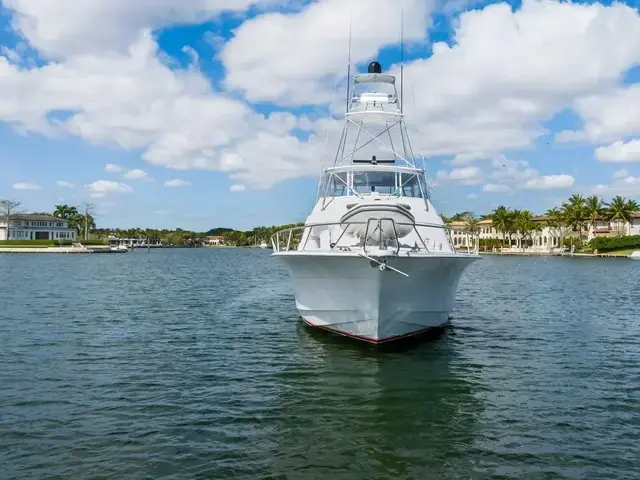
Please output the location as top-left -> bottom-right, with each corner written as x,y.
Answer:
1,0 -> 640,231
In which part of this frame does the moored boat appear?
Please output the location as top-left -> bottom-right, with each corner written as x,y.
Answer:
271,60 -> 480,344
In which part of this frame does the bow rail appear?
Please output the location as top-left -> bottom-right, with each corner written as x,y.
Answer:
271,221 -> 479,255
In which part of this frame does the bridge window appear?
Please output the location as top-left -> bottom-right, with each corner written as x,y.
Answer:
353,171 -> 396,194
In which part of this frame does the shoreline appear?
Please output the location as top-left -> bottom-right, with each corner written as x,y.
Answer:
478,251 -> 633,258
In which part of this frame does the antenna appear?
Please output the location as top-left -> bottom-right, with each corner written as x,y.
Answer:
346,12 -> 352,113
400,10 -> 404,113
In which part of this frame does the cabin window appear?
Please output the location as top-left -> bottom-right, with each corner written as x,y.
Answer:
322,172 -> 349,197
399,174 -> 424,198
353,171 -> 396,194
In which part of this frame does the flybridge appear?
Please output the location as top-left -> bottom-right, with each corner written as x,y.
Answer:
331,61 -> 419,170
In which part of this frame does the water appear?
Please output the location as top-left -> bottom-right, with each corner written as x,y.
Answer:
1,250 -> 639,479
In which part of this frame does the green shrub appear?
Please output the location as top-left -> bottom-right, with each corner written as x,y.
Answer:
589,235 -> 640,252
0,240 -> 54,246
562,237 -> 584,250
479,238 -> 503,251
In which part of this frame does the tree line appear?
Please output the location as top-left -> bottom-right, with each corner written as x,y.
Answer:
442,194 -> 640,248
1,199 -> 302,247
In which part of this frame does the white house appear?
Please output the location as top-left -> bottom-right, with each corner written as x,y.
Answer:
448,212 -> 640,252
0,214 -> 77,241
206,235 -> 225,246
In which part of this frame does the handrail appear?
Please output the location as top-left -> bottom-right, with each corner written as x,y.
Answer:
271,221 -> 480,255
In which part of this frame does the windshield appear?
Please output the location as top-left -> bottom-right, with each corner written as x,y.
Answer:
353,171 -> 395,194
321,170 -> 426,198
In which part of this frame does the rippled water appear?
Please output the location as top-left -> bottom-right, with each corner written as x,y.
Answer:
1,249 -> 639,479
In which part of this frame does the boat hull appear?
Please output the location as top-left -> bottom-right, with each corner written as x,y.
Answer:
277,253 -> 477,343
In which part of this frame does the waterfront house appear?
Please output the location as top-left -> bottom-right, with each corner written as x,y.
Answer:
206,235 -> 225,246
448,212 -> 640,252
0,214 -> 77,241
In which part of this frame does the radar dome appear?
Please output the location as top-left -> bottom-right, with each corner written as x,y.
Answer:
368,61 -> 382,74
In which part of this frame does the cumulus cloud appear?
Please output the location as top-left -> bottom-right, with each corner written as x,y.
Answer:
435,166 -> 483,185
86,180 -> 133,198
593,175 -> 640,197
221,0 -> 434,104
3,0 -> 276,58
104,164 -> 124,173
522,174 -> 575,190
164,179 -> 191,188
2,0 -> 640,194
0,30 -> 327,188
123,169 -> 150,180
612,169 -> 630,179
56,180 -> 75,188
230,184 -> 246,192
12,182 -> 41,190
558,85 -> 640,145
483,184 -> 512,194
399,0 -> 640,160
595,140 -> 640,163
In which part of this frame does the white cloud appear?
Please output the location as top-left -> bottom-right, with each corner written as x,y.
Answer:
3,0 -> 275,58
435,166 -> 483,185
1,46 -> 21,64
466,193 -> 478,199
483,184 -> 512,194
612,169 -> 629,179
12,182 -> 42,190
2,0 -> 640,192
592,175 -> 640,197
164,179 -> 191,188
522,174 -> 575,190
558,85 -> 640,145
104,164 -> 124,173
595,140 -> 640,163
86,180 -> 133,198
230,184 -> 246,192
0,30 -> 326,188
123,169 -> 150,180
399,0 -> 640,160
221,0 -> 434,104
449,152 -> 491,165
155,209 -> 170,215
56,180 -> 75,188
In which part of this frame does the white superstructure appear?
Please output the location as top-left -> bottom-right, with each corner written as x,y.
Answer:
272,61 -> 479,344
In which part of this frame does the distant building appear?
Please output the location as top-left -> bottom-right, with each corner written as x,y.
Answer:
448,213 -> 640,251
107,236 -> 165,247
0,214 -> 77,241
206,235 -> 225,246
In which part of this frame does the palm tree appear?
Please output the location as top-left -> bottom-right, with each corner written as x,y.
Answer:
514,210 -> 537,251
584,196 -> 604,238
509,209 -> 522,248
562,194 -> 586,246
544,208 -> 565,249
53,204 -> 78,219
491,205 -> 511,247
464,215 -> 480,234
606,196 -> 635,236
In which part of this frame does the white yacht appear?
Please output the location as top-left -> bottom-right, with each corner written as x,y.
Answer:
271,61 -> 480,344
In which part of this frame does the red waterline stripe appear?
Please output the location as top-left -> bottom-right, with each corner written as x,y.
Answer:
300,316 -> 438,344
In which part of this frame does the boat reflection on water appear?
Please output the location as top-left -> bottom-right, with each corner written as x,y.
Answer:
267,323 -> 486,478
